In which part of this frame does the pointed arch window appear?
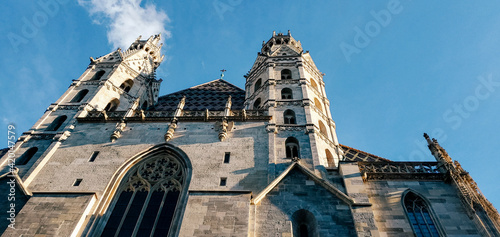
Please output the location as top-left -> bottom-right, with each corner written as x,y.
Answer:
16,147 -> 38,165
91,70 -> 105,81
70,89 -> 89,103
101,155 -> 186,236
46,115 -> 67,131
120,79 -> 134,93
292,209 -> 318,237
281,88 -> 293,99
254,78 -> 262,93
310,79 -> 319,92
105,99 -> 120,112
318,120 -> 328,138
281,69 -> 292,79
314,98 -> 323,113
403,191 -> 441,237
325,149 -> 334,167
283,110 -> 296,124
285,137 -> 299,159
253,98 -> 261,109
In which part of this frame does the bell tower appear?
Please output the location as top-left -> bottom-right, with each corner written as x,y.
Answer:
14,35 -> 164,176
245,31 -> 342,174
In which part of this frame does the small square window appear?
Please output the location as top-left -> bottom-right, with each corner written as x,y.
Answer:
223,152 -> 230,163
220,177 -> 227,186
73,179 -> 83,186
88,151 -> 100,162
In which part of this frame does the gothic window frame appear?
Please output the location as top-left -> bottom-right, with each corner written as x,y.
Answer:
85,144 -> 192,237
291,209 -> 319,237
281,69 -> 292,80
105,98 -> 120,112
318,120 -> 328,138
15,147 -> 38,165
254,78 -> 262,93
91,70 -> 106,81
120,79 -> 134,93
313,98 -> 323,113
281,88 -> 293,99
70,89 -> 89,103
325,149 -> 334,168
285,137 -> 300,159
253,98 -> 262,109
402,190 -> 444,237
283,109 -> 296,124
46,115 -> 67,131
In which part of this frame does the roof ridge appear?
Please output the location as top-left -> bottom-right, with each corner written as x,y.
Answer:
340,144 -> 392,162
158,79 -> 244,99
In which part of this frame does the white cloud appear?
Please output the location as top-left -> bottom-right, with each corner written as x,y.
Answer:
78,0 -> 170,49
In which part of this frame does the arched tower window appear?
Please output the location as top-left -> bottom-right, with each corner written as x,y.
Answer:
101,152 -> 188,236
281,88 -> 293,99
70,89 -> 89,103
105,99 -> 120,112
91,70 -> 105,81
318,120 -> 328,137
281,69 -> 292,79
403,191 -> 441,237
15,147 -> 38,165
292,209 -> 318,237
314,98 -> 323,113
283,110 -> 296,124
285,137 -> 299,159
46,115 -> 67,131
120,79 -> 134,93
325,149 -> 334,167
254,78 -> 262,93
253,98 -> 261,109
310,79 -> 319,92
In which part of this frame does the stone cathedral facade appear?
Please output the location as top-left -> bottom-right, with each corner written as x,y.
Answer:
1,32 -> 499,237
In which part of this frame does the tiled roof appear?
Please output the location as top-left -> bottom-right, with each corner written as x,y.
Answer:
150,79 -> 246,111
340,144 -> 392,162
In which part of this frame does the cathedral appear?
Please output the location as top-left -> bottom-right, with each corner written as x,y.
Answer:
1,31 -> 499,237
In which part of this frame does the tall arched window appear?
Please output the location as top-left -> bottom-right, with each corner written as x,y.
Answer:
281,69 -> 292,79
105,99 -> 120,112
292,209 -> 318,237
70,89 -> 89,103
253,98 -> 261,109
314,98 -> 323,113
403,191 -> 441,237
46,115 -> 67,131
318,120 -> 328,137
310,79 -> 319,92
91,70 -> 105,81
283,110 -> 296,124
15,147 -> 38,165
285,137 -> 299,159
254,78 -> 262,93
120,79 -> 134,93
281,88 -> 293,99
325,149 -> 334,167
101,152 -> 188,236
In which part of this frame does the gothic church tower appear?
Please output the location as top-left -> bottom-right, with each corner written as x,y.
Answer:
245,31 -> 341,174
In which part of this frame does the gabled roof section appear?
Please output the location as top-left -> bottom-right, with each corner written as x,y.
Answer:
340,144 -> 392,162
251,161 -> 371,206
151,79 -> 246,111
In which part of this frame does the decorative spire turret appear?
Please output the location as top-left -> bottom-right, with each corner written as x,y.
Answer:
260,30 -> 303,56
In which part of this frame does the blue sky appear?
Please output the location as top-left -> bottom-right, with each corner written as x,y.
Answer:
1,1 -> 499,208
